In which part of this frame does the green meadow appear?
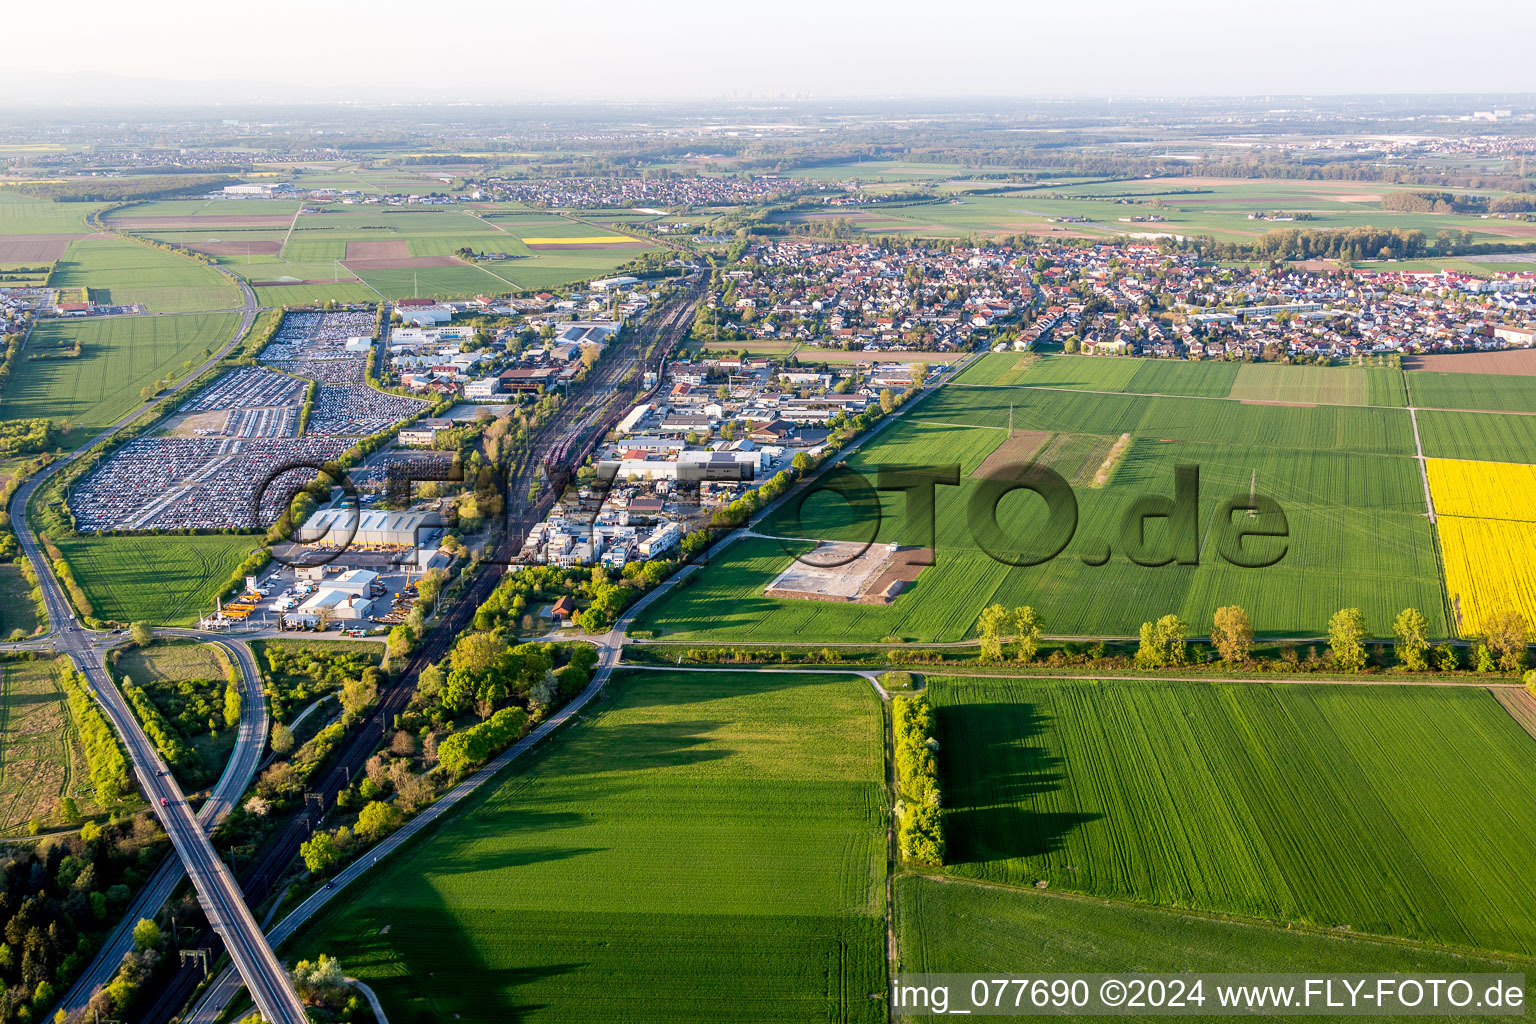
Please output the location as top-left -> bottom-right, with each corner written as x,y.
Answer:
51,533 -> 257,625
637,381 -> 1442,642
897,878 -> 1534,1022
930,676 -> 1536,957
289,669 -> 887,1022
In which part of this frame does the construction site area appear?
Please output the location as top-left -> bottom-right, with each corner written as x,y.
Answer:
762,541 -> 931,604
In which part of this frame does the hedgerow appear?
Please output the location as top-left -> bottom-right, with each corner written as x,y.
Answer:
893,693 -> 945,865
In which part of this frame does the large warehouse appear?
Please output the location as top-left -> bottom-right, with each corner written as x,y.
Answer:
296,508 -> 442,546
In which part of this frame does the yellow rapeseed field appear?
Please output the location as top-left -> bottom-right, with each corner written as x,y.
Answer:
1426,459 -> 1536,522
1426,458 -> 1536,636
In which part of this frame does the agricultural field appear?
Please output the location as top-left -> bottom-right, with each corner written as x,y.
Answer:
0,564 -> 40,638
288,669 -> 887,1023
1427,459 -> 1536,636
1,311 -> 239,445
637,395 -> 1442,642
109,200 -> 661,299
1407,370 -> 1536,413
930,676 -> 1536,957
0,657 -> 97,837
774,175 -> 1536,245
897,878 -> 1536,1013
954,353 -> 1403,406
51,533 -> 258,625
1415,409 -> 1536,464
49,236 -> 241,312
0,191 -> 100,236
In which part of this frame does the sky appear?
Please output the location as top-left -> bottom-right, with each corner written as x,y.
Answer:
8,0 -> 1536,104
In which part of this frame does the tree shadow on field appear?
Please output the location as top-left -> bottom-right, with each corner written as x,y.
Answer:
610,669 -> 843,711
323,902 -> 585,1024
937,702 -> 1099,865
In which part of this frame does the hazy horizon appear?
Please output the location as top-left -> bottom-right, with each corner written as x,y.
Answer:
9,0 -> 1536,107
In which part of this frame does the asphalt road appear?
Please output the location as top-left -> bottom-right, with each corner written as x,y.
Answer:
44,638 -> 270,1020
7,269 -> 308,1021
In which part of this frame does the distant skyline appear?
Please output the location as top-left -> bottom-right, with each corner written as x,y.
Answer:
9,0 -> 1536,106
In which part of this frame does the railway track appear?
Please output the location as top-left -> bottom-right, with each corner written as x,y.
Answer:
134,277 -> 705,1024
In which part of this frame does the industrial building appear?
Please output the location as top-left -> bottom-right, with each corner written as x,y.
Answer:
296,508 -> 442,547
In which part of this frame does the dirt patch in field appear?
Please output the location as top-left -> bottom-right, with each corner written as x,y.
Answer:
861,548 -> 932,603
251,277 -> 361,286
345,240 -> 410,260
1404,349 -> 1536,375
107,215 -> 295,229
1287,259 -> 1342,273
1241,399 -> 1317,407
1468,220 -> 1536,238
184,240 -> 283,257
522,239 -> 648,252
975,430 -> 1051,477
0,235 -> 79,261
342,256 -> 462,270
1493,687 -> 1536,741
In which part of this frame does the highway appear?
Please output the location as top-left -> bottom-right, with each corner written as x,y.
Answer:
43,638 -> 270,1020
7,264 -> 309,1021
11,273 -> 705,1022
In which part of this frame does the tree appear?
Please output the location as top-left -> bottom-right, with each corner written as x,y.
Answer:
259,760 -> 299,797
1134,615 -> 1188,669
1211,605 -> 1253,664
1011,606 -> 1042,662
300,827 -> 351,875
977,603 -> 1011,662
58,796 -> 82,825
1328,608 -> 1369,672
243,795 -> 270,817
129,622 -> 155,647
222,679 -> 241,729
354,800 -> 404,842
132,918 -> 162,951
1484,607 -> 1530,673
339,673 -> 378,719
269,721 -> 294,756
386,624 -> 415,659
879,388 -> 896,414
1392,607 -> 1430,671
290,954 -> 349,1006
791,451 -> 812,474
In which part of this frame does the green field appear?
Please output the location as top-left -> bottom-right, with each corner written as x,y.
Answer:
773,175 -> 1533,246
0,657 -> 97,837
290,669 -> 887,1023
52,533 -> 257,625
50,237 -> 240,312
897,878 -> 1533,1020
0,193 -> 99,235
0,564 -> 40,638
931,676 -> 1536,956
1407,371 -> 1536,414
2,312 -> 238,443
1416,409 -> 1536,464
954,354 -> 1406,407
115,640 -> 228,684
638,387 -> 1441,641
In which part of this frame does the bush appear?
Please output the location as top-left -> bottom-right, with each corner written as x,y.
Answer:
438,706 -> 531,777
